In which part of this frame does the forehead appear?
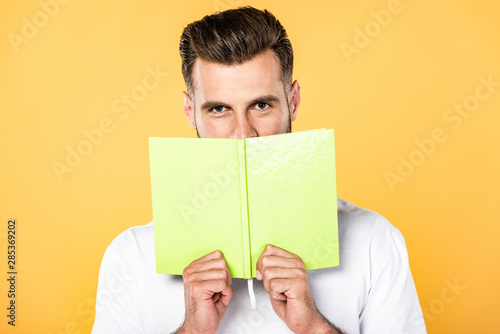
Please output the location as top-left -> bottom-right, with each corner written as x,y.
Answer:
191,49 -> 285,103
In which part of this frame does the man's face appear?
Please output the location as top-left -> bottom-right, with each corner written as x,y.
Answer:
183,48 -> 300,139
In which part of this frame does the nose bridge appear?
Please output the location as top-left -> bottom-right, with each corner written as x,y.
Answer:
233,110 -> 255,139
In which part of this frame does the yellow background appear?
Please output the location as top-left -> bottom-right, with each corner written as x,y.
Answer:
1,0 -> 499,333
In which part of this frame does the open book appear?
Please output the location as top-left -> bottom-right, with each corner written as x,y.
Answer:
149,129 -> 339,280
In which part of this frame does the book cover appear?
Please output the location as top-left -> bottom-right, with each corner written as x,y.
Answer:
149,129 -> 339,279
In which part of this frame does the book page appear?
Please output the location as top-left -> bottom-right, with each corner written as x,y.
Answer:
150,137 -> 246,277
245,129 -> 339,277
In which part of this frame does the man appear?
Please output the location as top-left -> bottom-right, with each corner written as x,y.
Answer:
92,6 -> 426,334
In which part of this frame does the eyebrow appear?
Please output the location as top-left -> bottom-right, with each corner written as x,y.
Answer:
200,95 -> 281,111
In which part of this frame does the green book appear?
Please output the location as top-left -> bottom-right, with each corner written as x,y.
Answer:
149,128 -> 339,279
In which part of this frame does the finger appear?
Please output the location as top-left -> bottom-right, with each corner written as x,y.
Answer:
204,280 -> 233,306
215,285 -> 233,315
193,260 -> 232,285
220,284 -> 233,306
256,244 -> 274,277
186,268 -> 232,286
262,244 -> 300,258
184,258 -> 231,282
256,244 -> 301,278
269,278 -> 291,300
272,291 -> 287,301
189,250 -> 225,265
260,255 -> 306,272
192,279 -> 231,301
269,277 -> 307,300
260,267 -> 307,292
212,292 -> 222,303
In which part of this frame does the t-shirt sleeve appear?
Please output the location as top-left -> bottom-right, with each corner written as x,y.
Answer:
91,240 -> 143,334
359,226 -> 427,334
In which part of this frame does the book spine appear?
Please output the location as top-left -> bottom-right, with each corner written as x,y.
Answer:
237,139 -> 251,279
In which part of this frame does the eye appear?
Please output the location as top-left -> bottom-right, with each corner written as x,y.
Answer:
255,102 -> 270,110
210,106 -> 227,113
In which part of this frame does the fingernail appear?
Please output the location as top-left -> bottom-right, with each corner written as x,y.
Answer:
256,270 -> 262,280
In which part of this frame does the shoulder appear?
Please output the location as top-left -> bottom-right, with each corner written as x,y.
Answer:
103,221 -> 155,269
337,200 -> 425,332
337,198 -> 402,239
337,198 -> 407,265
107,221 -> 154,252
108,221 -> 154,248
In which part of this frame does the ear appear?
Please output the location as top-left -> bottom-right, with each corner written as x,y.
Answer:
288,80 -> 300,122
182,91 -> 196,129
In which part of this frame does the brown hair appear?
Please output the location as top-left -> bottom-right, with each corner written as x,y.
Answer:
179,6 -> 293,99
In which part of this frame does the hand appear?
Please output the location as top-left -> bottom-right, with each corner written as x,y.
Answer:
256,244 -> 341,334
177,250 -> 233,334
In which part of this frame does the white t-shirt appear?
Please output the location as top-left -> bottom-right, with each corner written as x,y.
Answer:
91,199 -> 427,334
